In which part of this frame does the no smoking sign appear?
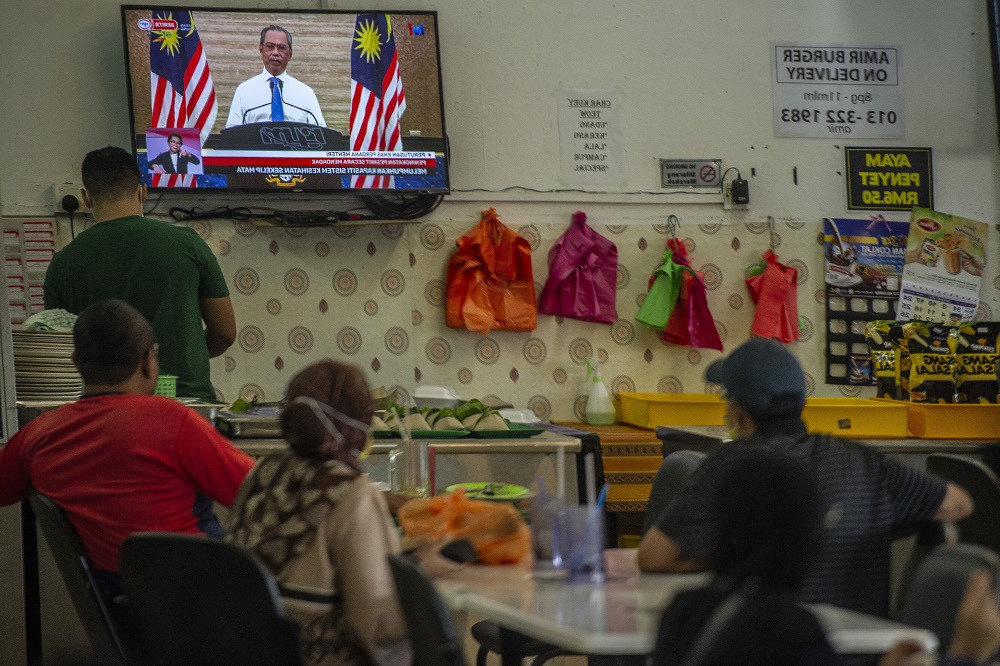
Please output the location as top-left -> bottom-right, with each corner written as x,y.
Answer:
660,158 -> 722,188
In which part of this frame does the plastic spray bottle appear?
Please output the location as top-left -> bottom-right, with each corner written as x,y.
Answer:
585,358 -> 616,425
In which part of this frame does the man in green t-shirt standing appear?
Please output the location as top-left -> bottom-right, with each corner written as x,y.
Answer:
43,146 -> 235,402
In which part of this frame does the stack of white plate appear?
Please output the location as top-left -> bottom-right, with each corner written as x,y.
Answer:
12,331 -> 82,401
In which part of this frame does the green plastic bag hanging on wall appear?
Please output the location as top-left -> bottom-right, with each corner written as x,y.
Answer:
636,251 -> 686,329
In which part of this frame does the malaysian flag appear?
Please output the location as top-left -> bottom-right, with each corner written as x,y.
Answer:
149,10 -> 217,187
350,14 -> 406,189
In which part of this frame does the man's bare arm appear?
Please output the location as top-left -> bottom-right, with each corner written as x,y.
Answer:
934,482 -> 974,523
637,526 -> 706,573
200,296 -> 236,358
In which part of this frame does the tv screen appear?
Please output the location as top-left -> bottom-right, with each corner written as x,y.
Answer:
121,6 -> 449,195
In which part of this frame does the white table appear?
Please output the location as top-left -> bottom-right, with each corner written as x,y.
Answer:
435,564 -> 939,665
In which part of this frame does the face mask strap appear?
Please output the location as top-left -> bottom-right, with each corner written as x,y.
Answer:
292,396 -> 370,446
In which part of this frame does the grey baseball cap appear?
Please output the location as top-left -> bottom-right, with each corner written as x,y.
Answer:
705,338 -> 806,418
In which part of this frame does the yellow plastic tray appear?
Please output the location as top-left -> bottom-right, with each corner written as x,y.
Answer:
617,393 -> 725,429
801,398 -> 909,439
905,402 -> 1000,439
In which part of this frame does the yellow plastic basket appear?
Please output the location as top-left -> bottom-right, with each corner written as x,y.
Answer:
801,398 -> 909,439
905,402 -> 1000,439
617,393 -> 726,429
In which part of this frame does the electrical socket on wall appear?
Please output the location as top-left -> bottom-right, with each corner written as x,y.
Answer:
53,183 -> 88,214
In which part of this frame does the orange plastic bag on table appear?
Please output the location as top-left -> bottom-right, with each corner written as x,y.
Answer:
445,208 -> 537,335
397,488 -> 531,565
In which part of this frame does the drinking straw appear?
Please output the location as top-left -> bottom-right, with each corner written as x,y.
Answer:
595,482 -> 608,509
556,443 -> 565,500
584,452 -> 596,506
536,474 -> 547,497
395,405 -> 412,443
428,445 -> 436,496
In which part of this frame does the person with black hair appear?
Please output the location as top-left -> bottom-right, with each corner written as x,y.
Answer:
652,451 -> 1000,666
0,299 -> 253,600
638,337 -> 973,618
43,145 -> 234,402
225,25 -> 326,127
652,451 -> 839,664
148,132 -> 201,175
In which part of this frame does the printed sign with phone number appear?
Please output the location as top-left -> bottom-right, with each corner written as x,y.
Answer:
771,43 -> 904,139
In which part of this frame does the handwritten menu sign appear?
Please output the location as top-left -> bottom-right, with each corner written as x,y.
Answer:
897,207 -> 988,323
558,88 -> 624,187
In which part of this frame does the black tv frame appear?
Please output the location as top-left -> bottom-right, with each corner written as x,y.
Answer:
119,5 -> 451,199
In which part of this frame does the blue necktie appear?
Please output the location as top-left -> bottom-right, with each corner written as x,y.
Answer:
270,77 -> 284,121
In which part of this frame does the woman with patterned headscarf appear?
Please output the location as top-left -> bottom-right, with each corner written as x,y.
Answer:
226,360 -> 410,666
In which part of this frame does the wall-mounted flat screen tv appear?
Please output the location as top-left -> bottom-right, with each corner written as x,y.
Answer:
121,6 -> 449,194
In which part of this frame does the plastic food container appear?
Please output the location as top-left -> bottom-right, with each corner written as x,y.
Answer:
617,393 -> 726,429
801,398 -> 909,439
413,385 -> 463,410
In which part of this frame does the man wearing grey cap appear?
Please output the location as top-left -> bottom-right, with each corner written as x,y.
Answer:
638,338 -> 973,618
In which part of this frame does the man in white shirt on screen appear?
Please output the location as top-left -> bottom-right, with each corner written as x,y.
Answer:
225,25 -> 327,128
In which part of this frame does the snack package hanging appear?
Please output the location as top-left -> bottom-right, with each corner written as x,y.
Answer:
445,208 -> 537,335
397,487 -> 531,565
864,320 -> 899,399
745,250 -> 800,343
892,322 -> 911,401
659,239 -> 723,352
904,321 -> 957,404
538,211 -> 618,324
950,321 -> 1000,403
636,250 -> 687,329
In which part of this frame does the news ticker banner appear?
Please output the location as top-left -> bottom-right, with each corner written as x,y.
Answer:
200,150 -> 438,178
844,147 -> 933,211
771,43 -> 904,139
557,88 -> 625,187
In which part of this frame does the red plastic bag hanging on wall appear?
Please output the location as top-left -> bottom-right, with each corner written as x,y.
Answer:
659,239 -> 723,352
538,211 -> 618,324
745,250 -> 799,343
445,208 -> 537,335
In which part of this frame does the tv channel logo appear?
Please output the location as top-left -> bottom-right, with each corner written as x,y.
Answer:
137,18 -> 178,31
408,23 -> 425,35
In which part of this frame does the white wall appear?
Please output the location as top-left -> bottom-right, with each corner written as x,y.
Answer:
2,1 -> 998,219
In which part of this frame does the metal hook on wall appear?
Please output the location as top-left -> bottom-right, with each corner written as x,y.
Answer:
666,214 -> 680,241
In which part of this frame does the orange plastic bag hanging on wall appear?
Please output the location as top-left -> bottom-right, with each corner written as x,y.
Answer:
745,250 -> 799,343
445,208 -> 537,335
397,488 -> 531,565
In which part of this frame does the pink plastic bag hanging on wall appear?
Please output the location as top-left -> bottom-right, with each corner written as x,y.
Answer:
538,211 -> 618,324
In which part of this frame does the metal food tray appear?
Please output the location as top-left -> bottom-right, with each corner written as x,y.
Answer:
215,408 -> 283,438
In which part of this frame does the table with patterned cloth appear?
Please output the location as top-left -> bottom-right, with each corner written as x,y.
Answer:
552,421 -> 664,546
